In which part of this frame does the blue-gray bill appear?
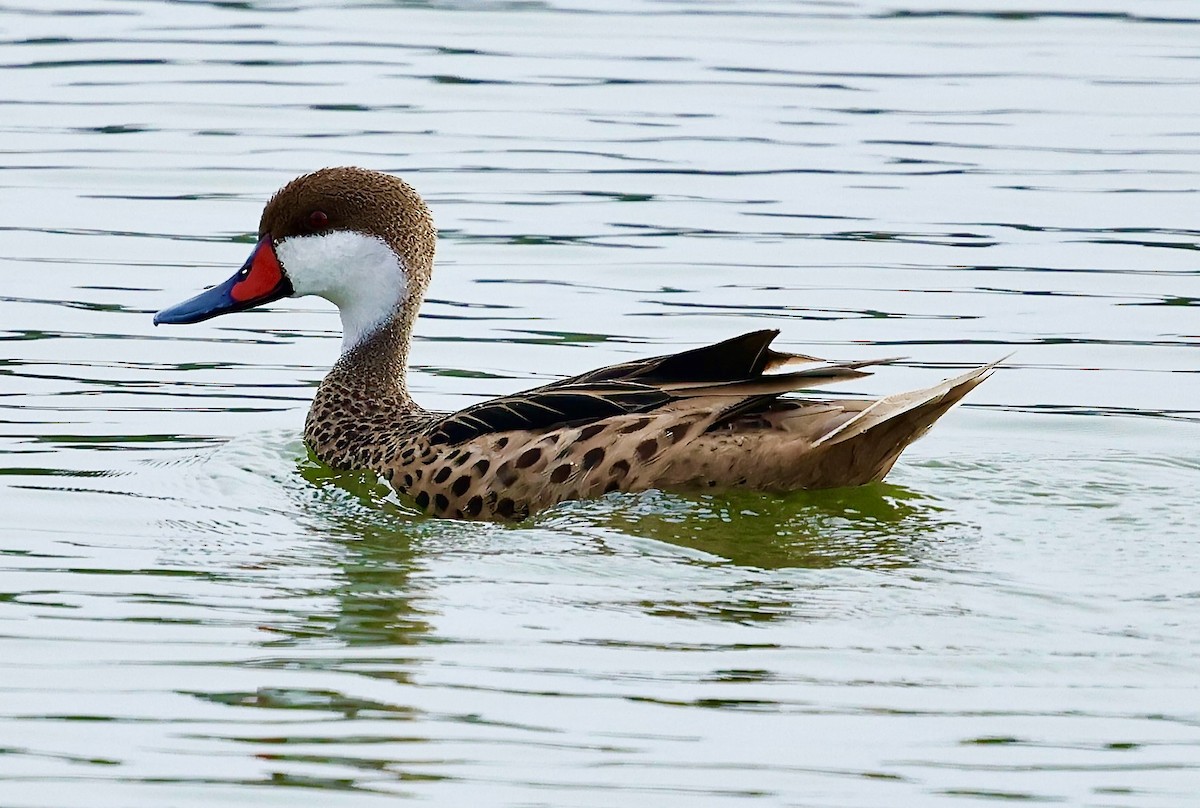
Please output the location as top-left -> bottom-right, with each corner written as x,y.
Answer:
153,235 -> 292,325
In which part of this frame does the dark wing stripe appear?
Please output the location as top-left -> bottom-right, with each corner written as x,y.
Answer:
428,382 -> 669,445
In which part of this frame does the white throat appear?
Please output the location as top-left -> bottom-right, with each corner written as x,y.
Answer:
275,230 -> 408,354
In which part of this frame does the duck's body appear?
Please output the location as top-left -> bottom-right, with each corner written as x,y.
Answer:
155,167 -> 996,521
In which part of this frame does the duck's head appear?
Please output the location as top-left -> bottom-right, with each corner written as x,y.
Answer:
154,167 -> 436,353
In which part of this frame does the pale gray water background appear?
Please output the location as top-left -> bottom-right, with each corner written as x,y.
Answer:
1,0 -> 1199,805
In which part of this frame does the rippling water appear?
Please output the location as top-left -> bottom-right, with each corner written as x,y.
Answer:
2,0 -> 1199,804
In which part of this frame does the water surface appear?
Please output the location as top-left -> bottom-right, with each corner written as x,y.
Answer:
2,1 -> 1199,805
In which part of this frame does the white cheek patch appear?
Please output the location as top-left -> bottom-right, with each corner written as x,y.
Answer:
275,230 -> 408,354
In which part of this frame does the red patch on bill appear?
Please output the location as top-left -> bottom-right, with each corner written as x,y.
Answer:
231,238 -> 283,302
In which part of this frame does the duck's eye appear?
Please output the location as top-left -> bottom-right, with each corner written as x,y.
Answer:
309,210 -> 329,230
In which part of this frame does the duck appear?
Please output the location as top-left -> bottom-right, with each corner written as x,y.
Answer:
154,167 -> 998,521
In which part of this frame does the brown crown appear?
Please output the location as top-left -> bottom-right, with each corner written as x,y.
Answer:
259,167 -> 437,300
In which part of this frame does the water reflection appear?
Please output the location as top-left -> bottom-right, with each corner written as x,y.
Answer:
543,484 -> 959,570
290,458 -> 432,649
296,447 -> 959,573
286,454 -> 964,637
166,455 -> 440,794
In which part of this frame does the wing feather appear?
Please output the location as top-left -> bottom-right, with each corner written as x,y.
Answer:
428,382 -> 669,445
427,331 -> 896,445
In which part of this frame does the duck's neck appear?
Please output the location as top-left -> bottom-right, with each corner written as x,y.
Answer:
336,316 -> 413,394
305,299 -> 429,470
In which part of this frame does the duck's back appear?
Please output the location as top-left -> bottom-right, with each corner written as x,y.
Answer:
304,330 -> 994,521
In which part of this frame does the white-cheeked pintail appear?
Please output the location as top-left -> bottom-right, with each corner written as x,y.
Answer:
155,167 -> 998,521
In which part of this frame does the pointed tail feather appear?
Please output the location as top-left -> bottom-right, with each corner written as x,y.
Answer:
663,356 -> 907,398
786,359 -> 1002,488
812,358 -> 1002,449
762,352 -> 906,375
664,362 -> 871,397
